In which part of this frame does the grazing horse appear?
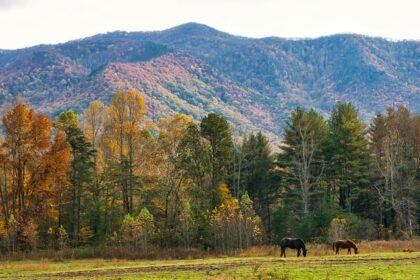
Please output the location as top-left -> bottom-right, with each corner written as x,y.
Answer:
333,239 -> 358,255
280,238 -> 307,257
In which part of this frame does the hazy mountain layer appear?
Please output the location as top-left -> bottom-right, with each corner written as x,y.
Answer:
1,23 -> 419,141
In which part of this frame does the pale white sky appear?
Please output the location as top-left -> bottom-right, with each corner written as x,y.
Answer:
0,0 -> 419,49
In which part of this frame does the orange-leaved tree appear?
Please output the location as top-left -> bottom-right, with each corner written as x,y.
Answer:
0,103 -> 71,251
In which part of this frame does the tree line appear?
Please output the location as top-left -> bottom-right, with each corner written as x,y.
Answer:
0,90 -> 419,253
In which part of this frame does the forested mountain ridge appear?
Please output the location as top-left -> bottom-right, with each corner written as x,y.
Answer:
0,23 -> 419,141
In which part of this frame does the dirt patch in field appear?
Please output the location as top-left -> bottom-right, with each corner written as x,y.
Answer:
5,255 -> 420,279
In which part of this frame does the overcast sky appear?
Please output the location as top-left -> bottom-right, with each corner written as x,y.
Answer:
0,0 -> 419,49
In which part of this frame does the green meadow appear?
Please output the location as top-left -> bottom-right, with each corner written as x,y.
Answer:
0,252 -> 418,280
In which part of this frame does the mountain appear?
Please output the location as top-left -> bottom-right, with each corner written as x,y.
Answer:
0,23 -> 419,142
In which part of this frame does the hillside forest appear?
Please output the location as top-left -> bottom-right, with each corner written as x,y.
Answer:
0,89 -> 419,254
1,24 -> 419,147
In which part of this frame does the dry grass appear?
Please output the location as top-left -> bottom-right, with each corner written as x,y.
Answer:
37,258 -> 51,271
358,239 -> 420,253
239,239 -> 420,257
0,246 -> 213,261
0,258 -> 51,273
0,239 -> 419,261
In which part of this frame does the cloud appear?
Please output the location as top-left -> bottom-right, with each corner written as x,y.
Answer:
0,0 -> 28,9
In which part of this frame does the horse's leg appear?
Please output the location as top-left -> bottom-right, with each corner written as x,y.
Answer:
336,247 -> 339,255
348,248 -> 351,255
297,249 -> 301,257
281,247 -> 285,257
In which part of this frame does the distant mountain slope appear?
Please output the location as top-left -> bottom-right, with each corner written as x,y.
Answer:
0,23 -> 419,141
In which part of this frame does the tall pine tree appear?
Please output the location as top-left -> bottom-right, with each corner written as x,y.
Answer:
55,111 -> 95,244
200,113 -> 234,208
278,108 -> 327,214
326,103 -> 369,212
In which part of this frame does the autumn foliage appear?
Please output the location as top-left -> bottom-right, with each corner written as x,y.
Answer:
0,91 -> 419,255
0,103 -> 71,251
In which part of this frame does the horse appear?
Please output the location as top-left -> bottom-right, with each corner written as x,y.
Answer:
280,238 -> 307,257
332,239 -> 358,255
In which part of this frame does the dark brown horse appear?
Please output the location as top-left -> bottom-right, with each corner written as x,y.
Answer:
280,238 -> 307,257
333,239 -> 358,255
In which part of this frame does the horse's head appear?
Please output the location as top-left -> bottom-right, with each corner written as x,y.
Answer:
303,248 -> 307,257
354,247 -> 358,254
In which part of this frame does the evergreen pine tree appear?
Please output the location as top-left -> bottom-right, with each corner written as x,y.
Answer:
326,103 -> 369,212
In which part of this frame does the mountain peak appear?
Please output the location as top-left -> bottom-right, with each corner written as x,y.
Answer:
161,22 -> 230,39
0,23 -> 419,144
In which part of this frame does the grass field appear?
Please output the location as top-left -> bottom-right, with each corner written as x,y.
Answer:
0,252 -> 419,279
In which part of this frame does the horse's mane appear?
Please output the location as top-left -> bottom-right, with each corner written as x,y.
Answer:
297,238 -> 306,249
346,239 -> 357,248
281,238 -> 306,249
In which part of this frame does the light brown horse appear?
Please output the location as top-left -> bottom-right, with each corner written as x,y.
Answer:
332,240 -> 358,255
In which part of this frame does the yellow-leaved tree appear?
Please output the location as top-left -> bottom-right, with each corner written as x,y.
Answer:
211,183 -> 262,254
153,114 -> 191,244
105,90 -> 147,214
